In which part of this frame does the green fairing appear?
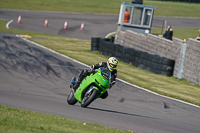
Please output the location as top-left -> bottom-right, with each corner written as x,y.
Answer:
74,68 -> 111,102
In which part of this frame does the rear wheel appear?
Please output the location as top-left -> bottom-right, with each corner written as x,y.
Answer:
81,89 -> 98,108
67,91 -> 77,105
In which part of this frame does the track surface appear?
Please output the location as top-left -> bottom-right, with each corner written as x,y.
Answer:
0,9 -> 200,133
0,33 -> 200,133
1,9 -> 200,40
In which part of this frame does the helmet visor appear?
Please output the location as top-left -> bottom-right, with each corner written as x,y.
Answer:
110,63 -> 117,68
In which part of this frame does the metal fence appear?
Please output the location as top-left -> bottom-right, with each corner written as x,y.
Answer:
151,18 -> 166,35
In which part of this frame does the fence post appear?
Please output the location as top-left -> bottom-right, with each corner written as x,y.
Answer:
177,41 -> 187,79
164,20 -> 167,33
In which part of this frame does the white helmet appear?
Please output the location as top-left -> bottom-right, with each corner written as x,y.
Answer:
107,57 -> 118,71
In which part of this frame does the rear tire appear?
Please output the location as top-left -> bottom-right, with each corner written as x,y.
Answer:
81,89 -> 98,108
67,91 -> 77,105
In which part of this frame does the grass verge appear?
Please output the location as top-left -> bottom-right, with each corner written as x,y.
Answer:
0,0 -> 200,17
0,105 -> 130,133
151,28 -> 199,40
1,20 -> 200,107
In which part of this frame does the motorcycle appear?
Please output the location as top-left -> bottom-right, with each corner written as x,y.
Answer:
67,67 -> 111,108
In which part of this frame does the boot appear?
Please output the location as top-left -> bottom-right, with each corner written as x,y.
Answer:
73,80 -> 81,92
72,70 -> 87,91
70,77 -> 76,88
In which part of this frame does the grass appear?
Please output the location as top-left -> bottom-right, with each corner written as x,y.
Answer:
1,19 -> 200,107
151,28 -> 200,40
0,105 -> 130,133
0,0 -> 200,17
144,1 -> 200,17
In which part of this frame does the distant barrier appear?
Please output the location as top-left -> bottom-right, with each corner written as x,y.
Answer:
91,37 -> 175,76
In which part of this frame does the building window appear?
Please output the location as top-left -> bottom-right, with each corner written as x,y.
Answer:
124,6 -> 132,23
143,9 -> 152,26
131,7 -> 143,25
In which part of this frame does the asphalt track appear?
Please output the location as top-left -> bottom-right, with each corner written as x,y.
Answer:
1,9 -> 200,40
0,9 -> 200,133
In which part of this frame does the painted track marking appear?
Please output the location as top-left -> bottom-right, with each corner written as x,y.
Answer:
6,19 -> 13,29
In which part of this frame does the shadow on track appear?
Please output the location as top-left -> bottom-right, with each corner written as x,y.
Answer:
87,107 -> 157,119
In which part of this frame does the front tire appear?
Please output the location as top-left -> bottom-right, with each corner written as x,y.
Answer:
67,91 -> 77,105
81,89 -> 98,108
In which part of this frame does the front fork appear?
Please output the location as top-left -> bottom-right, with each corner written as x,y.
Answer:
86,86 -> 93,95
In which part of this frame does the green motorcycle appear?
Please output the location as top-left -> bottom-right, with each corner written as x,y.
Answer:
67,67 -> 111,108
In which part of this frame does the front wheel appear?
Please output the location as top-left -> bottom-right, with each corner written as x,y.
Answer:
67,91 -> 77,105
81,89 -> 98,108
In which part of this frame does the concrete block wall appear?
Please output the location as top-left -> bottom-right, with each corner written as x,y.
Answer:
182,38 -> 200,85
115,30 -> 200,85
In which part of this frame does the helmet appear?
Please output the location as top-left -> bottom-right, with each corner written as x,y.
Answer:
107,57 -> 118,71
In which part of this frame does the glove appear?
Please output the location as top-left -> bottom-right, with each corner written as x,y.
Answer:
90,65 -> 95,74
91,65 -> 95,69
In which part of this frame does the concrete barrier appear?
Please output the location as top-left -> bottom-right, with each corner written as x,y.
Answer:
114,30 -> 200,85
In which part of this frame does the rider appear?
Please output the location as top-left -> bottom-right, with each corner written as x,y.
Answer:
124,8 -> 130,23
71,57 -> 118,99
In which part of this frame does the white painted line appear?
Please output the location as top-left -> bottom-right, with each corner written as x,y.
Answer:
6,19 -> 13,29
105,32 -> 116,38
16,35 -> 200,109
116,78 -> 200,109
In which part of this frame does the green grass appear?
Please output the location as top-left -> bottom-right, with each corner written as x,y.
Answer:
145,1 -> 200,17
0,105 -> 130,133
1,19 -> 200,107
151,28 -> 199,40
0,0 -> 200,17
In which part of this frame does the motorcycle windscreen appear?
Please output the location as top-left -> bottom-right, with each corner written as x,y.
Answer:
94,68 -> 111,88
